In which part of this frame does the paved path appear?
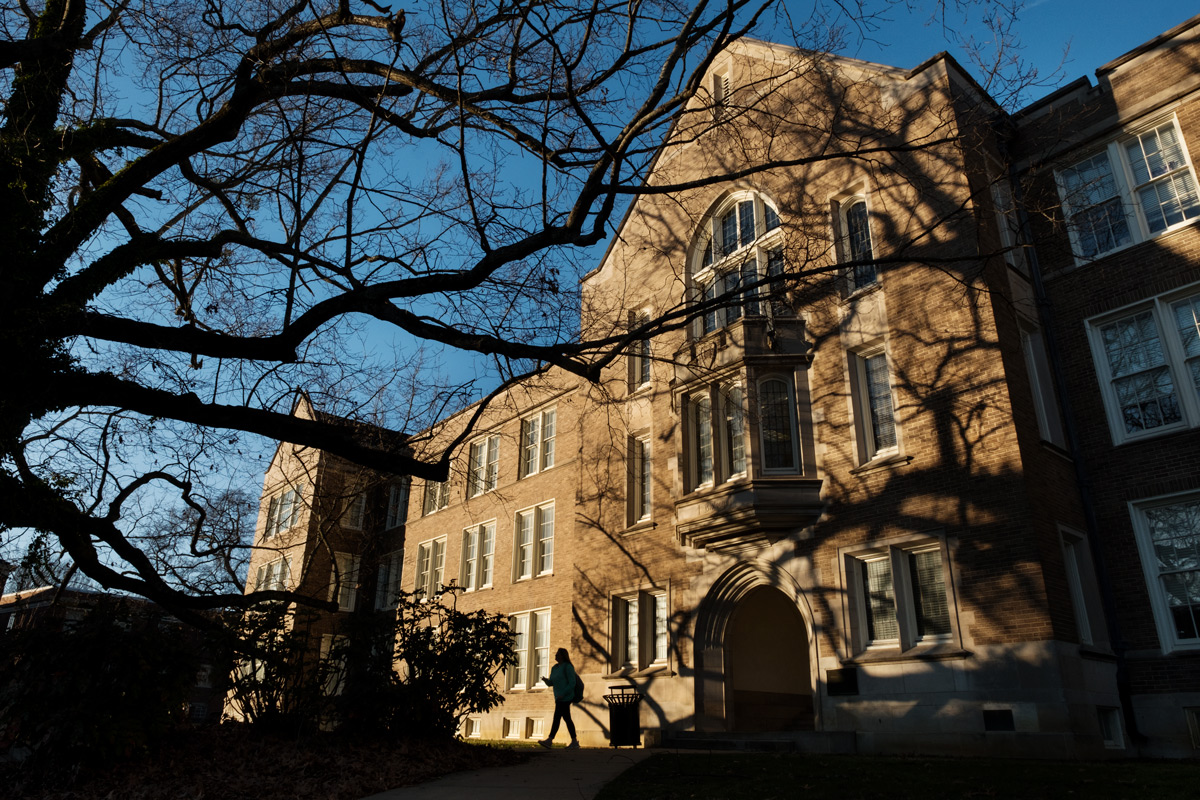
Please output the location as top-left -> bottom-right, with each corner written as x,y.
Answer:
362,747 -> 651,800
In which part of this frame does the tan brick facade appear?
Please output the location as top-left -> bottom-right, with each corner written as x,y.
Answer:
243,17 -> 1200,758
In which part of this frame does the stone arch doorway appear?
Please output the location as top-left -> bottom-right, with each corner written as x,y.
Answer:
694,562 -> 817,732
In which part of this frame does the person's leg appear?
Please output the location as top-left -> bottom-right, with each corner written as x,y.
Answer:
563,701 -> 577,744
542,702 -> 564,747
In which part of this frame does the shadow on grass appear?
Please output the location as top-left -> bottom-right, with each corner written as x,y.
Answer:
594,753 -> 1198,800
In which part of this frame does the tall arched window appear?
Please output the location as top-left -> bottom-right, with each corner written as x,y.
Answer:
841,197 -> 877,290
692,193 -> 786,337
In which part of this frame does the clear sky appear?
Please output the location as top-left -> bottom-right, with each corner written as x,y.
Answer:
821,1 -> 1198,106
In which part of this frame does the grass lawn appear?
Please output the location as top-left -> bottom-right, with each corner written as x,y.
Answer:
594,753 -> 1199,800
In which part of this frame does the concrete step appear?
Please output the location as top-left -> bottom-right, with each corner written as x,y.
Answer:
660,730 -> 857,754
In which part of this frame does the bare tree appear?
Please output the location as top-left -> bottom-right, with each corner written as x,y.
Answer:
1,0 -> 1032,624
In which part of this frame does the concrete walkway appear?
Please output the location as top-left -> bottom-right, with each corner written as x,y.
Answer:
362,747 -> 652,800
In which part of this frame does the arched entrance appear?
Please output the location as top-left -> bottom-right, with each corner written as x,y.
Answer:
694,561 -> 817,732
727,586 -> 813,731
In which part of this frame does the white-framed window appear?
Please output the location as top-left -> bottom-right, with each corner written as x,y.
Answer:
711,68 -> 730,119
464,717 -> 482,738
612,589 -> 669,671
990,176 -> 1028,274
253,555 -> 292,592
757,376 -> 798,472
1129,492 -> 1200,653
838,194 -> 877,291
513,502 -> 554,580
375,549 -> 404,610
691,193 -> 785,338
329,551 -> 361,612
628,312 -> 652,390
1087,287 -> 1200,444
262,484 -> 304,539
520,409 -> 557,478
843,538 -> 954,653
507,608 -> 551,690
461,521 -> 496,591
850,346 -> 898,462
722,384 -> 748,478
385,480 -> 410,529
1020,321 -> 1068,448
422,479 -> 450,515
414,536 -> 446,597
628,435 -> 652,525
343,492 -> 366,530
688,392 -> 715,488
1060,528 -> 1106,647
1057,117 -> 1200,261
467,435 -> 500,497
319,634 -> 348,696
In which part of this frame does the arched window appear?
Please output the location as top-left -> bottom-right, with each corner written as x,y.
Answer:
758,377 -> 798,472
841,197 -> 877,290
692,193 -> 785,337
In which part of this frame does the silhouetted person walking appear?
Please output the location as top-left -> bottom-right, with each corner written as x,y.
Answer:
539,648 -> 579,749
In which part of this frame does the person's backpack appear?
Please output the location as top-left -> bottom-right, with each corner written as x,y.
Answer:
572,671 -> 585,704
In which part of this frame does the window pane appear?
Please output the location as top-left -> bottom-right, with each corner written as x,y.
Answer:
702,279 -> 719,334
516,511 -> 533,579
864,353 -> 897,451
463,528 -> 478,590
480,524 -> 494,587
510,615 -> 528,687
739,200 -> 756,248
542,410 -> 556,469
724,386 -> 746,476
537,505 -> 554,574
534,611 -> 551,684
720,209 -> 738,257
625,598 -> 639,667
1145,501 -> 1200,643
1101,312 -> 1181,433
863,558 -> 899,642
846,200 -> 876,287
522,417 -> 539,476
741,259 -> 759,316
695,396 -> 713,485
654,593 -> 669,662
910,550 -> 952,638
759,378 -> 796,470
764,204 -> 780,232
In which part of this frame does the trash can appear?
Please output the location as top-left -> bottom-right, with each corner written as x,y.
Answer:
604,686 -> 642,747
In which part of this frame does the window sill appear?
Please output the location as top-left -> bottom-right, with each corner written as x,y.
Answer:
849,452 -> 913,476
623,519 -> 656,535
844,280 -> 882,302
604,664 -> 674,680
1078,644 -> 1117,661
842,643 -> 971,665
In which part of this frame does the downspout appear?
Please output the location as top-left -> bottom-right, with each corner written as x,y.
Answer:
1004,150 -> 1139,746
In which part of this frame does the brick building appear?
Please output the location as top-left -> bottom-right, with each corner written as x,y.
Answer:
242,15 -> 1200,757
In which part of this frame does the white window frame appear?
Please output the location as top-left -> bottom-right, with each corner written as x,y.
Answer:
691,192 -> 784,339
262,484 -> 304,539
628,311 -> 652,390
414,536 -> 446,597
1060,527 -> 1106,647
385,480 -> 410,530
519,409 -> 557,478
329,551 -> 361,612
467,434 -> 500,497
990,176 -> 1028,273
1129,492 -> 1200,654
841,537 -> 956,655
837,193 -> 878,292
612,589 -> 669,672
850,345 -> 899,463
687,392 -> 715,490
1019,321 -> 1068,448
507,608 -> 551,690
319,634 -> 349,696
756,376 -> 799,474
1085,284 -> 1200,445
253,554 -> 293,592
343,492 -> 366,530
375,549 -> 404,610
460,521 -> 496,591
628,435 -> 652,525
1057,116 -> 1200,263
513,502 -> 554,580
422,479 -> 450,516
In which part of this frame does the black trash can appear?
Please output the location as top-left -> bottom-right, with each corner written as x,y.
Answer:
604,686 -> 642,747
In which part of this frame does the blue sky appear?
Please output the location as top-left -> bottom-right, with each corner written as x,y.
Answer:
824,1 -> 1197,105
